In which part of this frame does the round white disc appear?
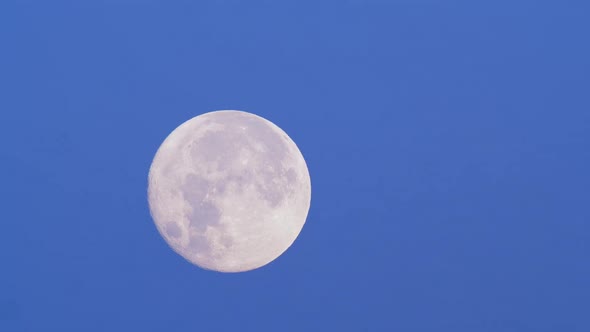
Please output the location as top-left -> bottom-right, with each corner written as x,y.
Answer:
148,110 -> 311,272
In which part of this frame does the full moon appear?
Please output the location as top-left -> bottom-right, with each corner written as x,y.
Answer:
147,110 -> 311,272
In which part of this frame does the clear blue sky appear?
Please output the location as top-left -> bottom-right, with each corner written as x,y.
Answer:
1,1 -> 589,331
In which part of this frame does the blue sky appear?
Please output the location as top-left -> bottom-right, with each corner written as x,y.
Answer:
1,1 -> 589,331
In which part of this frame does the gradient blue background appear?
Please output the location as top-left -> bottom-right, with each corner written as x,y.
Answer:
1,1 -> 589,331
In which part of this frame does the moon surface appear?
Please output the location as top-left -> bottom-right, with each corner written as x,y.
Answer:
147,110 -> 311,272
